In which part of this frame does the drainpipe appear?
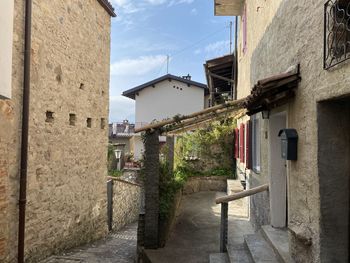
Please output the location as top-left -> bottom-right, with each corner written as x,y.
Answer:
18,0 -> 32,262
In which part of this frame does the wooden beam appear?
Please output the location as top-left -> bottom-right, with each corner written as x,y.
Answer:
209,72 -> 235,84
135,97 -> 246,133
216,184 -> 269,204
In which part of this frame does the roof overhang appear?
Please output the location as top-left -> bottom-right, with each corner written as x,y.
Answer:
204,54 -> 235,104
244,65 -> 301,116
97,0 -> 117,17
122,74 -> 208,100
214,0 -> 245,16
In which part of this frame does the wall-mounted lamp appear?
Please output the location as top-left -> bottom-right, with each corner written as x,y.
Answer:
262,110 -> 270,119
114,150 -> 122,159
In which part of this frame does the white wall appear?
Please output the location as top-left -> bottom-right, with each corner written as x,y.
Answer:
0,0 -> 14,99
135,79 -> 205,124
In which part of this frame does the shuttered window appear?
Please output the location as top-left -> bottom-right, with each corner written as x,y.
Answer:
246,121 -> 252,169
252,114 -> 261,172
234,128 -> 239,158
242,4 -> 247,54
239,123 -> 245,163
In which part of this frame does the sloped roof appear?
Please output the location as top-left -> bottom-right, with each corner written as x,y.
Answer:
122,74 -> 208,100
97,0 -> 117,17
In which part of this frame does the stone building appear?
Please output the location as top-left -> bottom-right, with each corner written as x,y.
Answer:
215,0 -> 350,262
0,0 -> 115,262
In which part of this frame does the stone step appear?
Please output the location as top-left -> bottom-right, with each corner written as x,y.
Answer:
226,179 -> 244,195
227,244 -> 253,263
244,232 -> 280,263
261,225 -> 293,263
209,253 -> 229,263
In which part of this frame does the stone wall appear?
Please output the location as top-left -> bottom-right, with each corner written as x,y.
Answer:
183,176 -> 227,195
0,0 -> 112,262
236,0 -> 350,261
111,179 -> 142,231
0,1 -> 25,262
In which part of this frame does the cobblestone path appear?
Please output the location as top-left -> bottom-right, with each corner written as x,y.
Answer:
41,222 -> 137,263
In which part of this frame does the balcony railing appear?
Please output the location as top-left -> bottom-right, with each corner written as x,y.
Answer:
324,0 -> 350,69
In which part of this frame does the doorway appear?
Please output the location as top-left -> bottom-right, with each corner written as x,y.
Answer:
318,98 -> 350,262
268,112 -> 287,228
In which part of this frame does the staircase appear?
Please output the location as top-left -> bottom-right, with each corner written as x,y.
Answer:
210,180 -> 293,263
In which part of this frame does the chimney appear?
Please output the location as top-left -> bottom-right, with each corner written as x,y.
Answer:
182,74 -> 191,80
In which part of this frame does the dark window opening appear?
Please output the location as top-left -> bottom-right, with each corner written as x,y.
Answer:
101,118 -> 106,129
46,111 -> 54,123
87,118 -> 92,128
69,114 -> 76,126
80,83 -> 85,90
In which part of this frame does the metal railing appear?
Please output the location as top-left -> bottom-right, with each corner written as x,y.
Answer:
215,183 -> 269,252
324,0 -> 350,69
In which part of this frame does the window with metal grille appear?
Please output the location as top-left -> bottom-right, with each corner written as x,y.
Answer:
324,0 -> 350,69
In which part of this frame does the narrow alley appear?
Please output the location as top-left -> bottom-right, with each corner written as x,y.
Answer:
41,223 -> 138,263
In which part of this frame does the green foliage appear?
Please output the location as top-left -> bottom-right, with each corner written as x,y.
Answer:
159,160 -> 187,220
109,170 -> 123,177
207,167 -> 234,178
174,120 -> 236,178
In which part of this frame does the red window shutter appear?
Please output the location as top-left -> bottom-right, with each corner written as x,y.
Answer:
242,4 -> 247,54
234,128 -> 239,158
240,124 -> 245,163
246,121 -> 252,169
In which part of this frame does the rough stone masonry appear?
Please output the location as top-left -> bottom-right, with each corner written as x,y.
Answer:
0,0 -> 113,262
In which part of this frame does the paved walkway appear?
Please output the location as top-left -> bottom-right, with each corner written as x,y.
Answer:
41,223 -> 137,263
145,187 -> 252,263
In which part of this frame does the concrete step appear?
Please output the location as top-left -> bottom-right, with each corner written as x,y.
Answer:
226,179 -> 244,195
261,225 -> 293,263
244,232 -> 280,263
209,253 -> 229,263
227,244 -> 253,263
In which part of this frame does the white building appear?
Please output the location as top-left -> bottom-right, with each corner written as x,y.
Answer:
122,74 -> 209,160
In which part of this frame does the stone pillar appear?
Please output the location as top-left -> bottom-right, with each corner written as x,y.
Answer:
143,130 -> 160,249
166,135 -> 175,174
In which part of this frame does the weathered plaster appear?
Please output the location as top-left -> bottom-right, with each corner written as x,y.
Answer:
236,0 -> 350,261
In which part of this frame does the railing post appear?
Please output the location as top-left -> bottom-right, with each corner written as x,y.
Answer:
107,179 -> 114,232
220,202 -> 228,252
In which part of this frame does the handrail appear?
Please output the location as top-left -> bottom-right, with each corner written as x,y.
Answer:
217,183 -> 269,253
216,183 -> 269,204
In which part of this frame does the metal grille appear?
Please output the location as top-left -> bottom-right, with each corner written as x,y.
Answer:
324,0 -> 350,69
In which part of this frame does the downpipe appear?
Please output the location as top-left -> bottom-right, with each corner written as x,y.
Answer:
18,0 -> 32,262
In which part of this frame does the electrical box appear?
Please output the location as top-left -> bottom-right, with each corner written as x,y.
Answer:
278,129 -> 298,160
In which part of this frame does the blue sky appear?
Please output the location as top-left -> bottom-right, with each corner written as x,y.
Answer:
109,0 -> 234,123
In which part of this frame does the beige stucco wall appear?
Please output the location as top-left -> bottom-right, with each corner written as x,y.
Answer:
236,0 -> 350,262
0,0 -> 112,262
0,0 -> 14,99
135,79 -> 205,124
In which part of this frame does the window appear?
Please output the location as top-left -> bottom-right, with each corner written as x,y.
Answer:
324,0 -> 350,69
242,4 -> 247,54
251,114 -> 261,172
239,123 -> 245,163
234,128 -> 239,158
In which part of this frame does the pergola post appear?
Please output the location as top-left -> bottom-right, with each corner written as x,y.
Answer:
166,135 -> 175,174
144,129 -> 160,249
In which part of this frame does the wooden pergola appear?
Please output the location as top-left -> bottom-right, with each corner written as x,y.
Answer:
138,66 -> 300,250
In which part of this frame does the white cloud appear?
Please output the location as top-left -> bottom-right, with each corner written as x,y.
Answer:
110,55 -> 167,76
204,40 -> 231,58
190,8 -> 197,15
168,0 -> 194,6
109,96 -> 135,122
194,48 -> 201,55
145,0 -> 167,4
111,0 -> 194,13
